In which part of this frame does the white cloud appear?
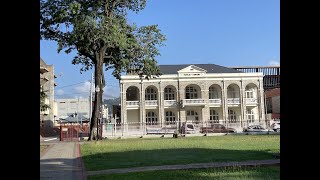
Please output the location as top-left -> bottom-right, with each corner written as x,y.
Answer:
56,89 -> 64,95
72,81 -> 119,99
103,86 -> 120,99
74,81 -> 92,93
268,60 -> 280,66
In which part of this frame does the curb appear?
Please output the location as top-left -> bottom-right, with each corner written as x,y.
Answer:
75,142 -> 87,180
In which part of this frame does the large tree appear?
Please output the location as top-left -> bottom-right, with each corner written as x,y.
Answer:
40,0 -> 166,140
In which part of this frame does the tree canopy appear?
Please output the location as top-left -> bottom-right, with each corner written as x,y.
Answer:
40,0 -> 166,140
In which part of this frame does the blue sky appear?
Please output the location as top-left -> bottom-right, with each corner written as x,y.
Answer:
40,0 -> 279,100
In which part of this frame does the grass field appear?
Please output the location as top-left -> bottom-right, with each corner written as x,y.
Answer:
81,134 -> 280,171
88,165 -> 280,180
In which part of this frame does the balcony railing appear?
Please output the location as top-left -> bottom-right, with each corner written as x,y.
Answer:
183,99 -> 206,106
164,100 -> 177,106
208,99 -> 222,105
126,101 -> 139,106
227,98 -> 240,104
245,98 -> 257,104
145,100 -> 158,106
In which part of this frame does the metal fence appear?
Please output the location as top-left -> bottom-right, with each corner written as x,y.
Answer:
100,119 -> 279,137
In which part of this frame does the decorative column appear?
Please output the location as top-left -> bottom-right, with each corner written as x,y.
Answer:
221,80 -> 227,125
158,81 -> 163,127
239,80 -> 245,128
201,82 -> 209,125
120,83 -> 125,135
258,78 -> 266,126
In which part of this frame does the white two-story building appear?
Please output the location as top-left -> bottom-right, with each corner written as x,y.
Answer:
119,64 -> 265,133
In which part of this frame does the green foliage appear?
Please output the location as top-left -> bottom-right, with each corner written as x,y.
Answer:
40,87 -> 50,111
40,0 -> 166,79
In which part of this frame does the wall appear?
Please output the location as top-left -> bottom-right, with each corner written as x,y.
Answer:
127,109 -> 140,123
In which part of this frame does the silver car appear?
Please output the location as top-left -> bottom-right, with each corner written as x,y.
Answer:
243,125 -> 269,132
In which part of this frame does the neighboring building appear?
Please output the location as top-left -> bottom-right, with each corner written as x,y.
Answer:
56,98 -> 91,122
119,64 -> 266,133
232,66 -> 280,121
40,57 -> 57,127
230,66 -> 280,90
265,88 -> 280,119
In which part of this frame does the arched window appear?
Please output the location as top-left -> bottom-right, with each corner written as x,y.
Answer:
209,87 -> 219,99
146,112 -> 157,125
164,87 -> 175,100
145,87 -> 157,100
186,86 -> 198,99
227,87 -> 236,98
246,109 -> 254,123
210,110 -> 219,123
126,87 -> 138,101
245,87 -> 254,98
165,111 -> 176,125
186,110 -> 199,123
228,109 -> 237,122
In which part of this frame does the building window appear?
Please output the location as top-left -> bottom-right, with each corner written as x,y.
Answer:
209,87 -> 219,99
164,87 -> 175,100
185,86 -> 198,99
245,87 -> 254,98
209,110 -> 219,123
246,109 -> 254,123
227,87 -> 237,98
127,87 -> 138,101
145,88 -> 157,100
165,111 -> 176,125
146,111 -> 157,125
186,110 -> 199,123
228,109 -> 237,123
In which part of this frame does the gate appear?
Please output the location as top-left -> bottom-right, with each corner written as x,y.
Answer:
60,124 -> 80,142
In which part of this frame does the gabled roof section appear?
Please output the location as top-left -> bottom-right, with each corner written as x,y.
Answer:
159,64 -> 242,74
177,65 -> 207,73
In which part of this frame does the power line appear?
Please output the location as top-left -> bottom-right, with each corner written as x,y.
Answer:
55,81 -> 89,89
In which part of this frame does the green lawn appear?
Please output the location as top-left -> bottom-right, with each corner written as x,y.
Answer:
88,166 -> 280,180
81,134 -> 280,171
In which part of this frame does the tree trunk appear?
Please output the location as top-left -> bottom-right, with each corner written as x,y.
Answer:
88,48 -> 106,141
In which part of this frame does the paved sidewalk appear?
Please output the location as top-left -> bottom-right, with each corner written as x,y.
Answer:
40,142 -> 86,180
87,159 -> 280,176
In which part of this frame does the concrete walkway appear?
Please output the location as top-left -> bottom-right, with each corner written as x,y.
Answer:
87,159 -> 280,176
40,142 -> 86,180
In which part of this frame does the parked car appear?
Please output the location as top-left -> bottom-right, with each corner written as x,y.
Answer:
184,123 -> 196,134
200,123 -> 237,133
271,122 -> 280,132
243,125 -> 269,132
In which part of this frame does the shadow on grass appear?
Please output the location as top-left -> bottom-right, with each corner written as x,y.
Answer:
81,148 -> 278,171
88,165 -> 280,180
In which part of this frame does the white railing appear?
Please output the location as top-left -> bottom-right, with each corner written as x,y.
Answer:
208,99 -> 222,105
227,98 -> 240,104
164,100 -> 177,106
245,98 -> 257,104
126,101 -> 139,106
183,99 -> 206,105
145,100 -> 158,106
